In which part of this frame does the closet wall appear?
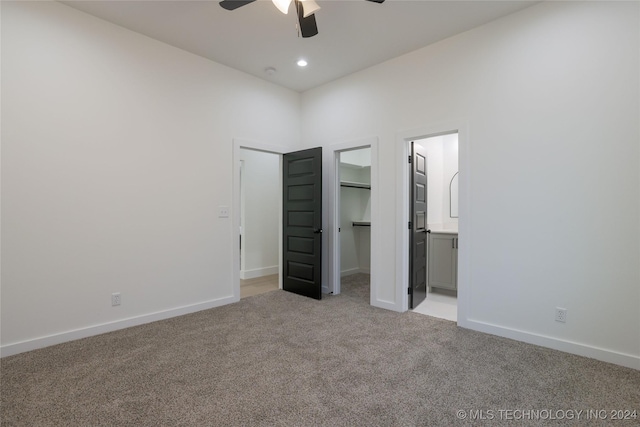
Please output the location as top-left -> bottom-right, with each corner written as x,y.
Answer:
340,149 -> 371,276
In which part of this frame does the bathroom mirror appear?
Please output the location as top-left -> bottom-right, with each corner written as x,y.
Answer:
450,172 -> 459,218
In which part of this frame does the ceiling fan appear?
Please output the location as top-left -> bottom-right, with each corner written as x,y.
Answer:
219,0 -> 385,38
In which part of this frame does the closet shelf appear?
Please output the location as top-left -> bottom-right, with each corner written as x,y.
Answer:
352,221 -> 371,227
340,181 -> 371,190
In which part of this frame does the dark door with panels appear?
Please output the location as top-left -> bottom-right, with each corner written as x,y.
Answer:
283,147 -> 322,300
410,141 -> 428,309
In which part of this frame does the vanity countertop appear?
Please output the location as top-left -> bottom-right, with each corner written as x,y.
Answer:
429,228 -> 458,235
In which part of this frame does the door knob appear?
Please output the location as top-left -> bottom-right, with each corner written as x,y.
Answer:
313,228 -> 323,234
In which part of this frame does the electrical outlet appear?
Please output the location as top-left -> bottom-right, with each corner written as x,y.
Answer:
111,292 -> 121,307
218,206 -> 229,218
555,307 -> 567,323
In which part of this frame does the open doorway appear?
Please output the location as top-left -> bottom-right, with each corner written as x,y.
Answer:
410,133 -> 459,321
233,141 -> 324,302
337,147 -> 372,303
238,147 -> 280,298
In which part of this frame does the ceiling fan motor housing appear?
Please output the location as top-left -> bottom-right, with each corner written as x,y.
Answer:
219,0 -> 384,38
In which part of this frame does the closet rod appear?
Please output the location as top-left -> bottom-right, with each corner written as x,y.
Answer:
352,222 -> 371,227
340,181 -> 371,190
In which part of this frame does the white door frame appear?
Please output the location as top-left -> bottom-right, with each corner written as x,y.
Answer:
395,122 -> 470,325
232,139 -> 286,301
327,137 -> 379,304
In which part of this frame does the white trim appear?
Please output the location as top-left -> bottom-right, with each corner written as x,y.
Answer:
340,267 -> 361,277
328,148 -> 341,294
465,319 -> 640,371
374,298 -> 404,313
326,137 -> 378,305
0,296 -> 236,358
240,266 -> 279,280
232,139 -> 286,300
395,122 -> 469,318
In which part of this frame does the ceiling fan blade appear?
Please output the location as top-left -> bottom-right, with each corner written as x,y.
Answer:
296,0 -> 318,38
219,0 -> 257,11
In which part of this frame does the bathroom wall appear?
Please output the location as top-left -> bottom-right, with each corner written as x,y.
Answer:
442,134 -> 459,229
415,134 -> 458,230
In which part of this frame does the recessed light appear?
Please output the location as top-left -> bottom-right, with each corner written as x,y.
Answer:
297,59 -> 308,67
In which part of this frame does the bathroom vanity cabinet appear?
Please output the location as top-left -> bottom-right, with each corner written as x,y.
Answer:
428,232 -> 458,292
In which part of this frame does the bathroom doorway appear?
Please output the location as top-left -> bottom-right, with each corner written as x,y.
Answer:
410,133 -> 459,321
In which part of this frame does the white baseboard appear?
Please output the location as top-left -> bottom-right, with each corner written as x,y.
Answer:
0,295 -> 237,358
240,265 -> 278,280
372,298 -> 403,312
340,268 -> 370,277
340,268 -> 360,277
463,319 -> 640,370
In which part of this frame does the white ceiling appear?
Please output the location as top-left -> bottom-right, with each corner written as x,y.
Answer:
62,0 -> 538,92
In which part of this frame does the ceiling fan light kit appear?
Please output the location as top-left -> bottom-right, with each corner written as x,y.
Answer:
301,0 -> 321,18
219,0 -> 384,38
272,0 -> 292,14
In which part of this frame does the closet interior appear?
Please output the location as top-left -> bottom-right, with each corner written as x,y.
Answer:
339,148 -> 371,300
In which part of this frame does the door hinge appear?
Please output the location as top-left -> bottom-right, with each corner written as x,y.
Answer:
408,221 -> 412,230
408,287 -> 413,295
408,155 -> 412,164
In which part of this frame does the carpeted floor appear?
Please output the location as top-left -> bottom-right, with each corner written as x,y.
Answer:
340,273 -> 370,301
2,278 -> 639,426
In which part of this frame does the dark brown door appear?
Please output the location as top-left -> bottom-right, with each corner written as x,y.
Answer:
283,147 -> 322,300
410,142 -> 428,308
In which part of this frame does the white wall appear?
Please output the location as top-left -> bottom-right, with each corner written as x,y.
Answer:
2,0 -> 638,370
442,133 -> 458,228
415,134 -> 459,229
239,149 -> 279,279
302,1 -> 640,368
341,147 -> 371,168
0,1 -> 300,354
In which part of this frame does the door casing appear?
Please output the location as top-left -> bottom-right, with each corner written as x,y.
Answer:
232,137 -> 381,306
232,139 -> 286,301
395,122 -> 469,322
327,137 -> 379,303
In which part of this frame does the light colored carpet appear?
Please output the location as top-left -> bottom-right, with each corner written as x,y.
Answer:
340,273 -> 370,301
2,280 -> 639,426
240,274 -> 279,298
